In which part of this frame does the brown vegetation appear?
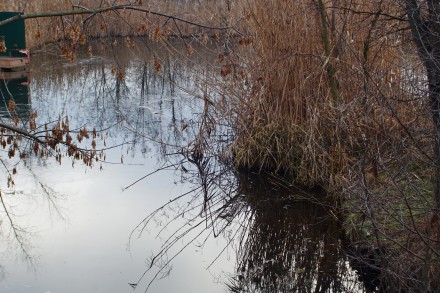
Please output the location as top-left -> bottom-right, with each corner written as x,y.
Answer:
1,0 -> 439,290
208,0 -> 439,290
0,0 -> 232,48
218,1 -> 426,191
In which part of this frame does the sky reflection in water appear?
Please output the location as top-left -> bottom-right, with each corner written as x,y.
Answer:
0,41 -> 370,293
0,42 -> 231,293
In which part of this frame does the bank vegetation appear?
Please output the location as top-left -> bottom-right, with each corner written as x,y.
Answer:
202,0 -> 440,291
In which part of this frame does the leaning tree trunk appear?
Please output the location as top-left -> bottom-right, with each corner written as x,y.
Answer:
427,67 -> 440,212
405,0 -> 440,212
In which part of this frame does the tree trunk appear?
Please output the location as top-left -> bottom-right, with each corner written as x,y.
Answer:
405,0 -> 440,211
427,68 -> 440,211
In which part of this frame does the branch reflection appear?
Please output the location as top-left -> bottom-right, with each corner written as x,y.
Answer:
229,174 -> 357,292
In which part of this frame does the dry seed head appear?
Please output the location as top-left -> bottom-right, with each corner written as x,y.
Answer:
125,37 -> 134,48
137,23 -> 148,34
216,53 -> 224,64
29,117 -> 37,130
87,45 -> 93,57
8,100 -> 15,111
0,40 -> 6,52
79,34 -> 86,45
80,128 -> 89,139
238,37 -> 253,46
187,45 -> 194,56
8,147 -> 15,158
11,115 -> 18,126
117,71 -> 124,81
154,57 -> 161,73
221,64 -> 232,77
202,34 -> 209,45
62,117 -> 69,132
66,134 -> 73,145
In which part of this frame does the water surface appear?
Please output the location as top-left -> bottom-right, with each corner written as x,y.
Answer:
0,41 -> 371,292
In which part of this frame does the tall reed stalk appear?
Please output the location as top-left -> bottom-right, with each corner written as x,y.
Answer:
223,0 -> 424,191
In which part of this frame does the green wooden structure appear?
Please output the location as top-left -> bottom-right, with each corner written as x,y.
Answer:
0,12 -> 26,57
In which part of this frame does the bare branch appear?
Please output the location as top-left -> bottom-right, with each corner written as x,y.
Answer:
0,4 -> 230,31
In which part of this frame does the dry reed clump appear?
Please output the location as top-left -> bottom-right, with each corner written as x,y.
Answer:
221,1 -> 438,286
225,0 -> 426,191
232,122 -> 302,175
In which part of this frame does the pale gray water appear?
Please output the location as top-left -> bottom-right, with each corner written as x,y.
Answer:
0,42 -> 233,293
0,40 -> 372,293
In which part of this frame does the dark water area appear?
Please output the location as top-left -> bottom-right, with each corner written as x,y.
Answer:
0,40 -> 375,292
0,71 -> 31,118
216,173 -> 373,293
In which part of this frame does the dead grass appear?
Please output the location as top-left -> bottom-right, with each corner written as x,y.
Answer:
218,0 -> 429,192
0,0 -> 233,48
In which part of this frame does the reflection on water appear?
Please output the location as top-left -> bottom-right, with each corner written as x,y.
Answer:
0,40 -> 229,293
0,39 -> 373,292
228,174 -> 363,292
0,71 -> 31,118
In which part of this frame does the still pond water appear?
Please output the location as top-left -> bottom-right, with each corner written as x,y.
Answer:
0,41 -> 370,292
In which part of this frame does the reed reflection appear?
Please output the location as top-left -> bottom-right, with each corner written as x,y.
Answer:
0,40 -> 211,276
28,40 -> 212,157
228,174 -> 362,292
0,40 -> 372,291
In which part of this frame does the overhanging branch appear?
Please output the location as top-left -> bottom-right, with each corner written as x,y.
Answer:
0,4 -> 230,31
0,122 -> 44,144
